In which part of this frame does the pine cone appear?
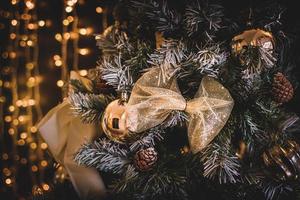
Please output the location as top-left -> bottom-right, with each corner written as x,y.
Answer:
272,72 -> 294,104
134,147 -> 158,171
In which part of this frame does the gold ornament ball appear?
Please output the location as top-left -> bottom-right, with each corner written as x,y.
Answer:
101,99 -> 129,143
231,28 -> 274,56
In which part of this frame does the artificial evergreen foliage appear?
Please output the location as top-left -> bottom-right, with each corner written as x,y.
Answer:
67,0 -> 300,199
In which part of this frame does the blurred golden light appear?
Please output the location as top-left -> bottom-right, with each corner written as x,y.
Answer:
65,6 -> 73,13
10,33 -> 16,39
86,27 -> 93,35
63,32 -> 71,40
53,54 -> 61,60
16,100 -> 22,107
26,62 -> 34,70
0,96 -> 6,103
17,139 -> 25,146
55,60 -> 62,67
96,7 -> 103,14
31,165 -> 38,172
8,128 -> 15,135
4,116 -> 12,122
21,14 -> 31,20
45,20 -> 52,27
22,100 -> 29,107
41,160 -> 48,167
5,178 -> 12,185
70,32 -> 79,39
9,52 -> 17,59
2,153 -> 9,160
67,16 -> 74,22
79,70 -> 88,76
20,158 -> 27,164
30,126 -> 38,133
67,0 -> 74,6
11,0 -> 17,5
28,99 -> 35,106
20,41 -> 27,47
4,82 -> 11,88
41,143 -> 48,150
18,116 -> 25,122
42,184 -> 50,191
27,77 -> 36,87
30,143 -> 37,149
22,35 -> 28,40
25,1 -> 35,9
38,20 -> 45,27
27,40 -> 33,46
55,33 -> 62,41
12,119 -> 19,126
79,28 -> 87,35
8,105 -> 15,112
0,80 -> 2,87
20,132 -> 28,139
56,80 -> 64,87
28,23 -> 36,30
11,19 -> 18,26
3,168 -> 12,176
78,48 -> 90,55
63,19 -> 69,26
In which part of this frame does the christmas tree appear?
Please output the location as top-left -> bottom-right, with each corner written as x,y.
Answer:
38,0 -> 300,200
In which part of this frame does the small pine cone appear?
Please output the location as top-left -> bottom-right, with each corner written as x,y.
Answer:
134,147 -> 158,171
272,72 -> 294,104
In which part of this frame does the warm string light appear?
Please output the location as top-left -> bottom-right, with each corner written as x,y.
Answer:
1,0 -> 50,192
53,0 -> 95,94
1,0 -> 106,194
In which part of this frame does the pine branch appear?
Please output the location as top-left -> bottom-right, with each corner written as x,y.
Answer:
129,128 -> 164,152
68,92 -> 113,124
96,26 -> 133,57
263,180 -> 293,200
237,46 -> 277,80
113,166 -> 188,200
98,55 -> 133,91
191,42 -> 227,77
184,0 -> 225,39
201,128 -> 241,184
69,79 -> 93,94
132,0 -> 182,37
124,42 -> 152,76
74,138 -> 131,175
160,110 -> 188,128
148,39 -> 188,82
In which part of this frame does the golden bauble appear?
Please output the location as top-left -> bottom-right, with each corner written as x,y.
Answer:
231,28 -> 274,55
101,99 -> 129,143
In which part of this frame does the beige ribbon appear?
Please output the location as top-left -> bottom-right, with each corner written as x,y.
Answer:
37,71 -> 106,200
126,68 -> 234,153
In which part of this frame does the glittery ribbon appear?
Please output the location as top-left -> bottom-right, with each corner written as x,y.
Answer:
126,68 -> 234,153
38,71 -> 106,200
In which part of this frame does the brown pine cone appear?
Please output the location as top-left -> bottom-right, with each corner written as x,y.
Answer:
134,147 -> 158,171
272,72 -> 294,104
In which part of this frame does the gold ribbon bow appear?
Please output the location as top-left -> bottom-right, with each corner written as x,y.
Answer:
38,71 -> 106,200
126,68 -> 234,153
